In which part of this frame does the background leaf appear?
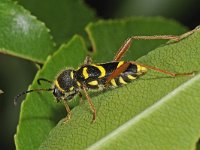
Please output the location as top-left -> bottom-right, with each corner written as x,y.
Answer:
39,26 -> 200,149
0,0 -> 54,63
17,0 -> 96,46
14,35 -> 87,150
86,17 -> 187,62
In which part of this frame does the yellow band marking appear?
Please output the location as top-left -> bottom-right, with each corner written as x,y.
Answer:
111,79 -> 117,87
69,86 -> 74,91
117,61 -> 124,68
88,80 -> 98,86
119,76 -> 127,84
77,81 -> 81,87
83,67 -> 89,79
137,65 -> 147,73
127,75 -> 136,80
55,80 -> 64,92
70,71 -> 74,79
92,64 -> 106,78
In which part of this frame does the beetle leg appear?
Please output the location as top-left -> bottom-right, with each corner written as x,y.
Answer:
114,35 -> 180,61
61,99 -> 72,124
82,84 -> 96,123
129,61 -> 194,77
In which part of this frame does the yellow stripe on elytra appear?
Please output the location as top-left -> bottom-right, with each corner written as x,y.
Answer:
127,75 -> 136,80
92,64 -> 106,78
70,71 -> 74,79
111,79 -> 117,87
83,67 -> 89,79
55,80 -> 64,92
117,61 -> 124,68
88,80 -> 98,86
137,65 -> 147,73
119,76 -> 127,84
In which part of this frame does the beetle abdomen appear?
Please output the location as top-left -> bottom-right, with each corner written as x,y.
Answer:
75,61 -> 147,89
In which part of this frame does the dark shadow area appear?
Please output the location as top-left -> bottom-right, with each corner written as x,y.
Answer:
196,139 -> 200,150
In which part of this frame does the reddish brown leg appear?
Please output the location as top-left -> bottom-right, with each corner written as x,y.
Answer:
114,35 -> 181,61
114,27 -> 199,61
112,29 -> 198,75
105,60 -> 194,87
107,35 -> 173,85
110,34 -> 194,80
82,85 -> 96,123
130,61 -> 194,77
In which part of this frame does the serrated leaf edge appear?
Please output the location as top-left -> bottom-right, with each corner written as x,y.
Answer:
0,0 -> 55,63
14,35 -> 86,149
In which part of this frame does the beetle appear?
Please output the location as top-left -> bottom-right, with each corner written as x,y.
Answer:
14,34 -> 194,123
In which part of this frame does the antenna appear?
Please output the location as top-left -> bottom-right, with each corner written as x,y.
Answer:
37,78 -> 52,85
14,88 -> 53,106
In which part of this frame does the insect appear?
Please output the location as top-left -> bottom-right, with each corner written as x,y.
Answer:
14,34 -> 194,123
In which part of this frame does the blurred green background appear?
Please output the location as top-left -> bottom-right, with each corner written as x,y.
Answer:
0,0 -> 200,149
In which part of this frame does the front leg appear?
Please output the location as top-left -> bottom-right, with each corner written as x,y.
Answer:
82,84 -> 96,123
61,92 -> 78,124
61,91 -> 85,124
61,99 -> 72,124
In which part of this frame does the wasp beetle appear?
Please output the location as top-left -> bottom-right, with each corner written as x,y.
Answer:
14,34 -> 194,123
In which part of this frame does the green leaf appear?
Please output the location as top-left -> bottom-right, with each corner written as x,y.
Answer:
39,26 -> 200,149
86,17 -> 187,62
17,0 -> 96,45
0,0 -> 54,63
14,35 -> 87,150
88,73 -> 200,150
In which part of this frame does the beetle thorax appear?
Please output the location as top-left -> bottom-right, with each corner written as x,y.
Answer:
55,70 -> 77,92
